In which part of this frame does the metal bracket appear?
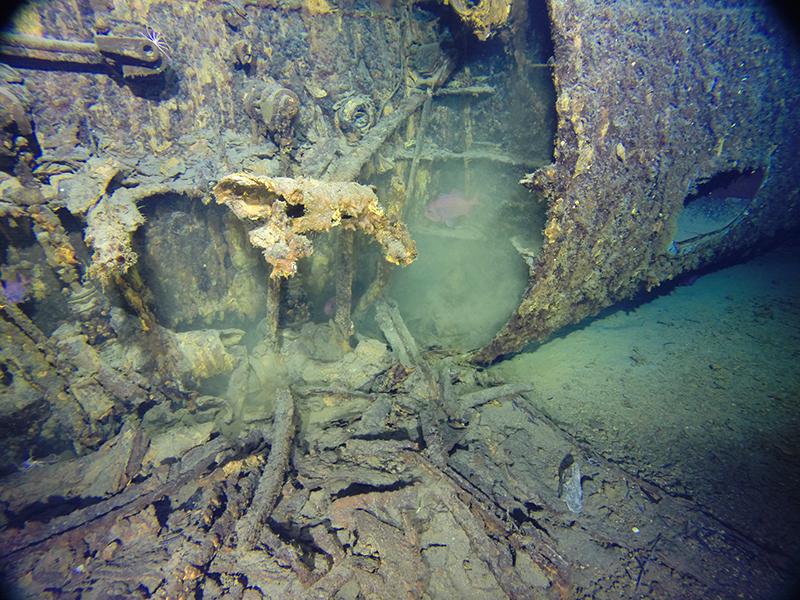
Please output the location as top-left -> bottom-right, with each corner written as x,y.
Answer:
0,33 -> 167,79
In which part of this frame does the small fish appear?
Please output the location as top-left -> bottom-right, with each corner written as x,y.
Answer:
1,273 -> 30,304
557,453 -> 575,499
424,189 -> 478,227
323,295 -> 336,317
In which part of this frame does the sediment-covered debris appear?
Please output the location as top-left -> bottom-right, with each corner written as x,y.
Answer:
0,320 -> 782,599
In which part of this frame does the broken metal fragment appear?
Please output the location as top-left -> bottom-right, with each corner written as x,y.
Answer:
214,173 -> 417,278
446,0 -> 512,41
230,40 -> 253,68
0,85 -> 31,137
457,382 -> 536,418
335,94 -> 376,140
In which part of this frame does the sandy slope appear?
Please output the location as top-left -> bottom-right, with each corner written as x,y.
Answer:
492,240 -> 800,575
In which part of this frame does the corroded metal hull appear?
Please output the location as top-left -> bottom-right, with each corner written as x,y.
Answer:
473,0 -> 800,363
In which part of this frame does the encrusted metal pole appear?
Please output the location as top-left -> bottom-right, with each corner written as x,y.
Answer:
403,88 -> 433,218
235,389 -> 296,550
334,229 -> 354,341
354,256 -> 394,318
265,276 -> 281,349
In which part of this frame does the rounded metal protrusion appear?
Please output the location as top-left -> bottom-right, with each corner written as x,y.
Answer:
231,40 -> 253,67
257,83 -> 300,147
336,95 -> 375,138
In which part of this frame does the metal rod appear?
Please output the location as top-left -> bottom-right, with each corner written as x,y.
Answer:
0,33 -> 99,56
334,229 -> 354,341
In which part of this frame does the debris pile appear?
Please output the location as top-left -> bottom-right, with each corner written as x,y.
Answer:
0,320 -> 782,599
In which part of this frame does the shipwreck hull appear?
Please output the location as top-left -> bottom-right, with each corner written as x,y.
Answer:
473,0 -> 800,363
2,1 -> 800,598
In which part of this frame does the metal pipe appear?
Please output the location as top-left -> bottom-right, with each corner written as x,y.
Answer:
0,33 -> 99,56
